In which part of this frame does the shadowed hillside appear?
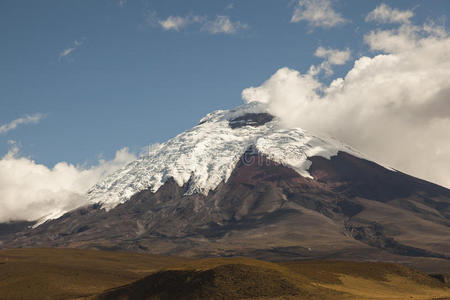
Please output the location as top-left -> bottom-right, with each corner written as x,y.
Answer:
95,264 -> 301,300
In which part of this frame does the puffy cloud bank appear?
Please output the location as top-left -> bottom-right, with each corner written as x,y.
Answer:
0,143 -> 135,223
243,5 -> 450,188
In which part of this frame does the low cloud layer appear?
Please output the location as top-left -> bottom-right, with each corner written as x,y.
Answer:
0,144 -> 135,223
243,5 -> 450,188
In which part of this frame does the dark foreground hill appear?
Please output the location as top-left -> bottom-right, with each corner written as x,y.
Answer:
0,248 -> 449,300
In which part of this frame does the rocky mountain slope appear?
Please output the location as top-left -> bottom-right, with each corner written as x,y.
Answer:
1,103 -> 450,271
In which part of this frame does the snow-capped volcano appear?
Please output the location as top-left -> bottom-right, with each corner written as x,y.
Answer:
4,103 -> 450,270
87,102 -> 362,210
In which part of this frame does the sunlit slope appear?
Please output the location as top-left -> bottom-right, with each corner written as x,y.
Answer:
0,248 -> 189,300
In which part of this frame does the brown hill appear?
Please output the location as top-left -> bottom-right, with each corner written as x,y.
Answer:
94,259 -> 450,300
95,264 -> 300,300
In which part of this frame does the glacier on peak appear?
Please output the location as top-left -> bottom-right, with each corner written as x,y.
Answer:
86,103 -> 363,210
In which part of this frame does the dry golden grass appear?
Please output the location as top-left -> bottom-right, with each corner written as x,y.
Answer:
0,248 -> 448,300
317,274 -> 450,300
0,248 -> 189,300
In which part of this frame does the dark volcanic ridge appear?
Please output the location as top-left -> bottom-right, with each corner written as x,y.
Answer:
228,112 -> 274,129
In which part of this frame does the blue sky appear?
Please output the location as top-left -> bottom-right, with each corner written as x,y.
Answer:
1,0 -> 449,167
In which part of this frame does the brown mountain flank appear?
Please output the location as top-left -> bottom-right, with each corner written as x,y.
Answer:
2,151 -> 450,273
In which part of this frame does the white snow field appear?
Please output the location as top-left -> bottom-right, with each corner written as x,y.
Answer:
87,102 -> 364,210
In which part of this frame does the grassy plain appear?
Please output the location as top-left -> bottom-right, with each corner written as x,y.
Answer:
0,248 -> 448,300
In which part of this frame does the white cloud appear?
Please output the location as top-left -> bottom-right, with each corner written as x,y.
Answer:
118,0 -> 127,7
309,47 -> 351,76
159,16 -> 199,31
59,40 -> 82,59
314,47 -> 351,65
366,3 -> 413,24
291,0 -> 346,28
60,48 -> 74,57
226,3 -> 234,10
202,15 -> 248,34
157,14 -> 247,34
0,113 -> 43,135
242,19 -> 450,189
364,26 -> 415,53
0,144 -> 136,223
364,5 -> 436,54
364,20 -> 447,53
311,46 -> 351,75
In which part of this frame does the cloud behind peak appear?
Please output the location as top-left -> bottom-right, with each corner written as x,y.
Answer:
242,18 -> 450,188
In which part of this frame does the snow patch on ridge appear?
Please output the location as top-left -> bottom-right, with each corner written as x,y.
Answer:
87,103 -> 364,210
